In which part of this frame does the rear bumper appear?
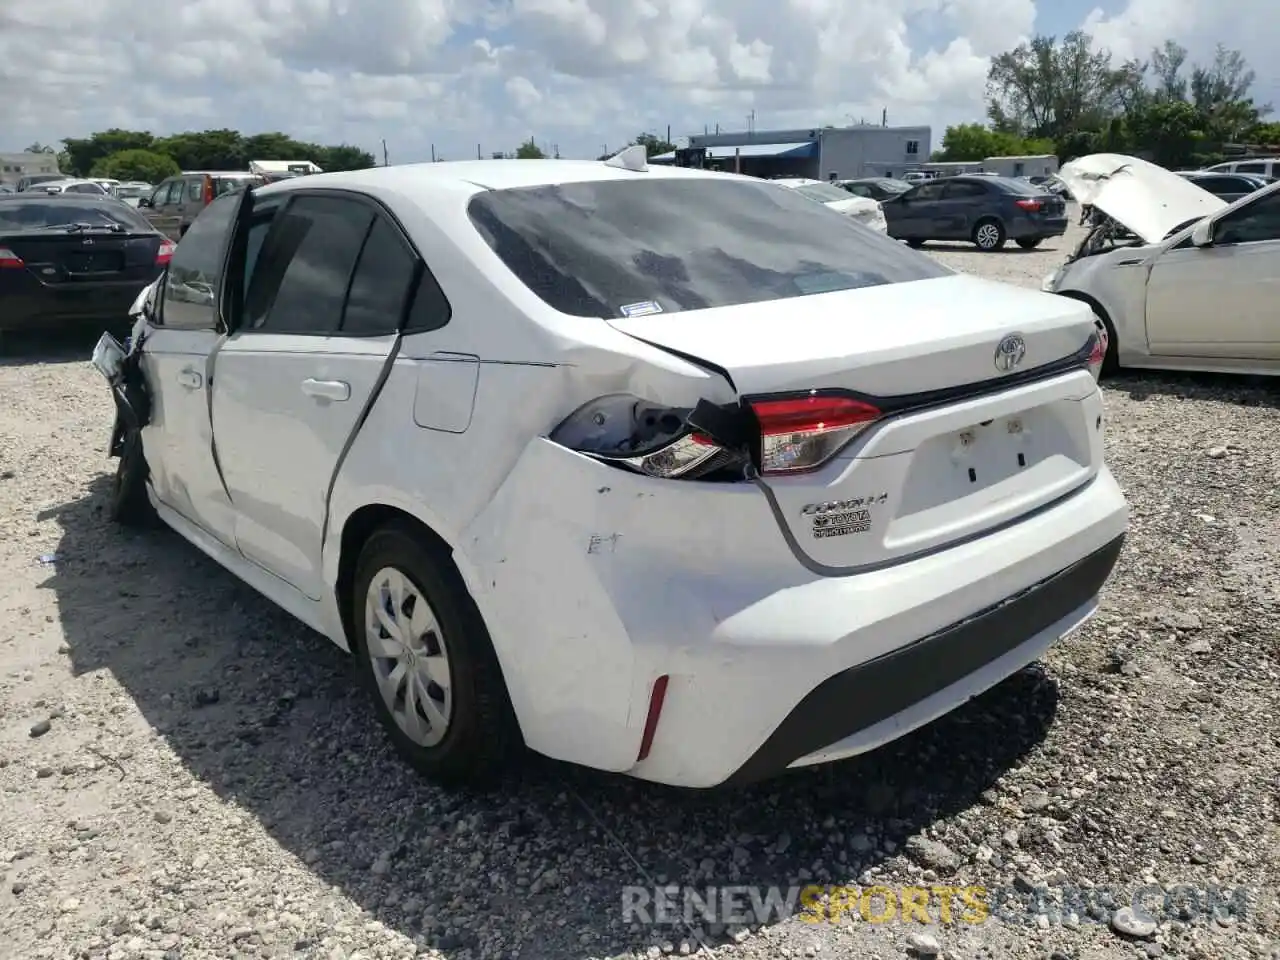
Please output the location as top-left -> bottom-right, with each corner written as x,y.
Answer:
723,533 -> 1123,785
458,437 -> 1129,788
0,279 -> 156,332
1008,216 -> 1069,240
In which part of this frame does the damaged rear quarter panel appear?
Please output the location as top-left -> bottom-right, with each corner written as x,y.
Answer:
321,328 -> 753,769
456,436 -> 807,772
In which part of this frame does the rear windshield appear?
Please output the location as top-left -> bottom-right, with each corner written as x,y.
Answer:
0,199 -> 154,232
791,182 -> 856,204
986,176 -> 1049,195
467,178 -> 949,319
878,179 -> 912,193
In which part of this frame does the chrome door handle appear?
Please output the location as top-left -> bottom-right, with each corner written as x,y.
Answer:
177,368 -> 203,389
301,378 -> 350,401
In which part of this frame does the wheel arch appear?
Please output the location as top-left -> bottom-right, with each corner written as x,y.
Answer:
335,503 -> 458,651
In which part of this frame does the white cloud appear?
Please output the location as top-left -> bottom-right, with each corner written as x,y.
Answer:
0,0 -> 1272,164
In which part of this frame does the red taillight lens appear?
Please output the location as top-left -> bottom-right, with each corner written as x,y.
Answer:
1087,328 -> 1107,379
749,394 -> 881,474
1014,198 -> 1043,211
203,176 -> 214,205
156,239 -> 176,266
0,246 -> 24,269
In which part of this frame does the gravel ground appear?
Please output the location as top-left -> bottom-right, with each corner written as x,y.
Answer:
2,217 -> 1279,960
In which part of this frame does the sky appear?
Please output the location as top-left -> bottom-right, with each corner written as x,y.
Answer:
1,0 -> 1277,163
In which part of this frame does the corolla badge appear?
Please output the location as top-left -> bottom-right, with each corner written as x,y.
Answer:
994,333 -> 1027,373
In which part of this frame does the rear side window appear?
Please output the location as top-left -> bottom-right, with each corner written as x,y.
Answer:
244,195 -> 373,333
1236,162 -> 1267,175
467,178 -> 949,319
162,192 -> 241,330
944,181 -> 987,198
341,218 -> 417,335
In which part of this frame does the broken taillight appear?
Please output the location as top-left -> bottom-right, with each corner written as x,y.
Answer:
550,392 -> 882,480
748,394 -> 881,474
549,394 -> 740,479
156,239 -> 176,266
0,247 -> 24,269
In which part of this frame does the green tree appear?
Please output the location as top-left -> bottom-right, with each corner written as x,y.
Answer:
23,142 -> 56,154
90,149 -> 181,184
1249,121 -> 1280,144
633,132 -> 675,157
933,123 -> 1055,162
61,129 -> 155,176
1124,100 -> 1203,167
152,129 -> 246,170
515,138 -> 546,159
986,32 -> 1135,139
319,144 -> 377,171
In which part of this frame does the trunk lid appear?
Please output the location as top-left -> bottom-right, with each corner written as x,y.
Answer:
1058,153 -> 1226,242
606,273 -> 1096,396
0,229 -> 162,284
608,274 -> 1104,571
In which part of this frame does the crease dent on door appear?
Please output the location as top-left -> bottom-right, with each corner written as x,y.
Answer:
205,332 -> 233,502
318,335 -> 404,557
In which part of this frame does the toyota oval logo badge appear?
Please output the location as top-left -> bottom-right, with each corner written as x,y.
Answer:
994,334 -> 1026,373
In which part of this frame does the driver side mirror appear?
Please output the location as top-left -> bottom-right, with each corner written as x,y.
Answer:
1191,219 -> 1214,247
138,198 -> 151,208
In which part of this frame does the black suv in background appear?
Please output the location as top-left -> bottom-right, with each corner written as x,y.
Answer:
881,175 -> 1068,251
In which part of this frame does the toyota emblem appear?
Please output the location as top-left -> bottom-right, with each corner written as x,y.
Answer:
994,333 -> 1026,373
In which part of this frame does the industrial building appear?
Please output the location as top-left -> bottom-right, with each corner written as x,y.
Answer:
0,151 -> 61,187
921,154 -> 1059,179
651,123 -> 932,180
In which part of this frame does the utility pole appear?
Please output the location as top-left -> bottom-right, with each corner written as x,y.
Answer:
381,139 -> 388,166
882,107 -> 888,126
666,124 -> 671,145
477,143 -> 481,159
430,144 -> 436,163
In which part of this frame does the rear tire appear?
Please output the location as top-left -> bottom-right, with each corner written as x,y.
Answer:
972,219 -> 1006,251
1016,238 -> 1042,250
350,523 -> 519,787
110,429 -> 156,527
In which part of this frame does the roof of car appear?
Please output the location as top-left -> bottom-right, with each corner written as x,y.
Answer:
0,191 -> 120,202
253,158 -> 736,199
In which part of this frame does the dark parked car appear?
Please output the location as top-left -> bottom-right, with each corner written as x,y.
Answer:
881,175 -> 1069,251
0,193 -> 173,337
1176,171 -> 1273,204
836,177 -> 913,201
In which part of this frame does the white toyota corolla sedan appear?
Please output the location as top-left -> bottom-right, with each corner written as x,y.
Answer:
93,147 -> 1128,789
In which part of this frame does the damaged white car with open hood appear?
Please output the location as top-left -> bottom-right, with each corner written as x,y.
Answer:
1044,153 -> 1280,376
90,147 -> 1127,789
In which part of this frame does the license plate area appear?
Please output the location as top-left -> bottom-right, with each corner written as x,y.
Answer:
66,250 -> 124,273
953,416 -> 1032,486
893,402 -> 1083,521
